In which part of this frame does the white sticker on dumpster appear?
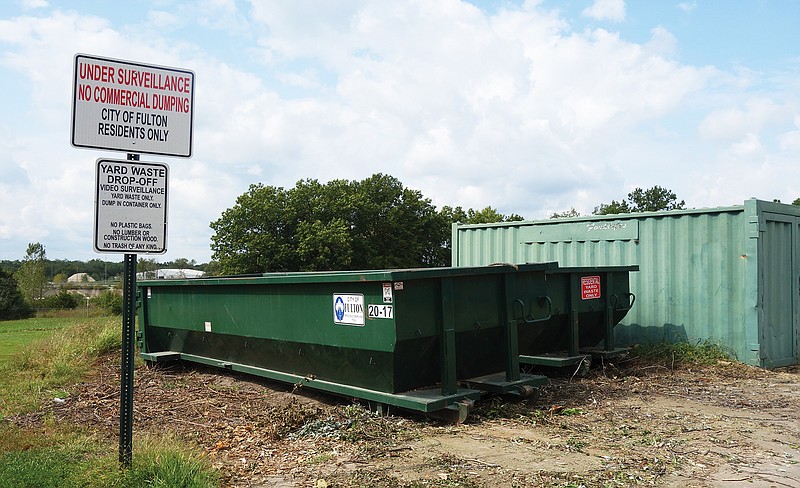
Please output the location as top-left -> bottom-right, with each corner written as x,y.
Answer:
333,294 -> 365,326
382,282 -> 393,303
368,304 -> 394,319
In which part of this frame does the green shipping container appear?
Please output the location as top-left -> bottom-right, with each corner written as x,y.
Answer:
138,264 -> 554,420
452,198 -> 800,368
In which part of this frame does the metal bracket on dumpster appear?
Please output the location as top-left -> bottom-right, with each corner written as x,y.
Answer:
141,351 -> 181,362
519,353 -> 591,370
426,399 -> 475,424
513,295 -> 553,324
611,292 -> 636,312
461,372 -> 548,399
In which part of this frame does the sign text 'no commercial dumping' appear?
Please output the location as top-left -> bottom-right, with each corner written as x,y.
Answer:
72,54 -> 195,157
94,159 -> 169,254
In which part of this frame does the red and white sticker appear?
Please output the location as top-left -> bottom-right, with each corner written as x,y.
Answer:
382,282 -> 393,303
581,276 -> 601,300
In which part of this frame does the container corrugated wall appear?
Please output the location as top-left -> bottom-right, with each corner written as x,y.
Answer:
453,199 -> 800,367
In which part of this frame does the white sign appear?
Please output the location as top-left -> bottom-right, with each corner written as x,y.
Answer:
333,294 -> 365,326
94,158 -> 169,254
72,54 -> 195,157
368,304 -> 394,319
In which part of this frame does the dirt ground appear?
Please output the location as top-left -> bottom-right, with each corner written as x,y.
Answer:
12,352 -> 800,487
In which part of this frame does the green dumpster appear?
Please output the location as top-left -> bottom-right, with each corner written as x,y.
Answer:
517,266 -> 638,369
137,264 -> 555,421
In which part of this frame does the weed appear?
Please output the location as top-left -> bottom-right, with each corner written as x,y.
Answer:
630,340 -> 733,366
470,397 -> 531,422
565,436 -> 587,452
638,430 -> 663,447
305,453 -> 334,465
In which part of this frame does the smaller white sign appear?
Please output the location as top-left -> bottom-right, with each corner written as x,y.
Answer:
333,293 -> 365,326
94,158 -> 168,254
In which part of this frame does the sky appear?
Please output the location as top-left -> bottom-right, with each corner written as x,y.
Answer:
0,0 -> 798,264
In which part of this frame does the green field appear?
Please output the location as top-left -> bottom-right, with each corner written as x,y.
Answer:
0,317 -> 69,364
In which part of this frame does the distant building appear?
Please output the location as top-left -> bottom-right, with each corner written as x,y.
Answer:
67,272 -> 96,283
136,268 -> 205,280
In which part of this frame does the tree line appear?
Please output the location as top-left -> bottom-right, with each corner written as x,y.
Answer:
0,248 -> 208,320
209,174 -> 522,275
0,256 -> 208,283
209,176 -> 690,275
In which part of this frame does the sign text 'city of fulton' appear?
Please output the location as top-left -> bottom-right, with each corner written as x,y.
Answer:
72,54 -> 195,158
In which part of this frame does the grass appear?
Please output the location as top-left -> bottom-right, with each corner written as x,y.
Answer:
629,340 -> 733,366
0,426 -> 218,488
0,315 -> 121,416
0,312 -> 220,487
0,317 -> 68,363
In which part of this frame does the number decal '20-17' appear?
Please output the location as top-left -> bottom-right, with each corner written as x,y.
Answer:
368,304 -> 393,319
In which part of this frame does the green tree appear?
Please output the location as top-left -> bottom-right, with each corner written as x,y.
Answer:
348,174 -> 448,269
210,174 -> 450,274
14,242 -> 47,305
296,218 -> 353,271
40,289 -> 80,310
593,199 -> 631,215
792,198 -> 800,206
594,186 -> 685,215
210,184 -> 294,273
0,268 -> 35,320
137,258 -> 159,279
92,290 -> 122,315
551,207 -> 581,219
200,260 -> 222,276
440,205 -> 523,224
169,257 -> 197,269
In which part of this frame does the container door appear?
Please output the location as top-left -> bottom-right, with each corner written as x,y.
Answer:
760,213 -> 799,367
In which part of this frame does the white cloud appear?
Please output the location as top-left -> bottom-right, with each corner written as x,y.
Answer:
731,132 -> 763,157
146,10 -> 182,29
677,1 -> 697,14
698,98 -> 784,141
21,0 -> 48,9
582,0 -> 626,22
779,116 -> 800,152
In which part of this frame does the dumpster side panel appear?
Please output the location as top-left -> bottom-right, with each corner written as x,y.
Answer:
140,279 -> 402,392
143,281 -> 394,350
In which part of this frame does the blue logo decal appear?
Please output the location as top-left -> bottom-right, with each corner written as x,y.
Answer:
334,296 -> 345,321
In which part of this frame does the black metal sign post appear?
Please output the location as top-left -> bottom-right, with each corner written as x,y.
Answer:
119,152 -> 139,467
120,252 -> 137,466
